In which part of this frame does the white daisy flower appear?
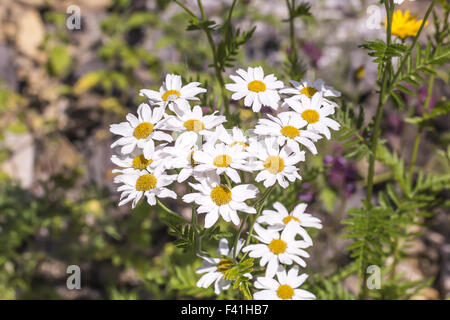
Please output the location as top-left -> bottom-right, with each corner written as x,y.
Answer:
196,238 -> 250,294
193,142 -> 250,183
139,74 -> 206,112
226,66 -> 284,112
285,94 -> 340,139
247,137 -> 304,189
257,202 -> 322,246
162,105 -> 226,142
280,78 -> 340,109
110,103 -> 173,159
254,112 -> 322,154
253,266 -> 315,300
114,167 -> 177,208
242,223 -> 310,278
111,144 -> 168,174
182,173 -> 258,228
161,131 -> 203,183
205,125 -> 250,152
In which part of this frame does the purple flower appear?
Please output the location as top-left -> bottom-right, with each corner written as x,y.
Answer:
202,104 -> 216,114
301,42 -> 322,69
385,113 -> 404,135
298,183 -> 315,202
323,155 -> 359,197
417,85 -> 437,113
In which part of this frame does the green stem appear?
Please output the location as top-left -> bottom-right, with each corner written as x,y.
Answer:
244,186 -> 274,247
224,174 -> 233,188
174,0 -> 197,18
384,0 -> 437,102
197,0 -> 230,118
390,7 -> 440,282
360,0 -> 436,299
233,186 -> 274,260
157,199 -> 188,222
365,0 -> 393,208
287,0 -> 296,54
174,0 -> 231,118
408,74 -> 435,182
360,0 -> 393,300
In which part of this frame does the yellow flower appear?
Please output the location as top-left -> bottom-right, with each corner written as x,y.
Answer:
389,10 -> 427,39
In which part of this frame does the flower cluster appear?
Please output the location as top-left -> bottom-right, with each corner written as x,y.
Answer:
110,67 -> 341,299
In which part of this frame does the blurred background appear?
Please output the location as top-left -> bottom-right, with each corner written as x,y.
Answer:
0,0 -> 448,299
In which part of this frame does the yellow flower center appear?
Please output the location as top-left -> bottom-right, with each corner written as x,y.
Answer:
263,156 -> 285,174
133,122 -> 154,139
135,173 -> 157,191
162,89 -> 181,101
132,154 -> 153,170
217,258 -> 232,274
183,119 -> 205,132
268,239 -> 287,255
300,86 -> 318,98
280,125 -> 300,139
300,87 -> 318,98
231,141 -> 249,150
283,216 -> 300,224
210,185 -> 232,206
248,80 -> 266,92
277,284 -> 294,300
301,109 -> 320,124
213,154 -> 232,167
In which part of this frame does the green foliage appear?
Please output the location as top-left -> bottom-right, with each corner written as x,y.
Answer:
283,2 -> 312,21
223,258 -> 254,300
342,0 -> 449,299
373,275 -> 433,300
334,101 -> 371,160
283,0 -> 311,79
405,100 -> 450,126
343,205 -> 395,276
186,19 -> 218,32
360,40 -> 408,77
390,41 -> 450,108
216,26 -> 256,72
163,208 -> 232,252
306,265 -> 357,300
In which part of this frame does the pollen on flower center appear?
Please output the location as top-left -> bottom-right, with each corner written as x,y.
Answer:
217,258 -> 232,274
135,173 -> 157,191
263,156 -> 285,174
133,122 -> 154,139
277,284 -> 294,300
300,86 -> 318,98
280,125 -> 300,139
248,80 -> 266,92
210,185 -> 232,206
132,154 -> 153,170
184,119 -> 205,132
301,109 -> 320,124
283,216 -> 300,224
213,154 -> 232,167
268,239 -> 287,255
162,89 -> 181,101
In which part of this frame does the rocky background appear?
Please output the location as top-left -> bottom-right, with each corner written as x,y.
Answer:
0,0 -> 448,299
